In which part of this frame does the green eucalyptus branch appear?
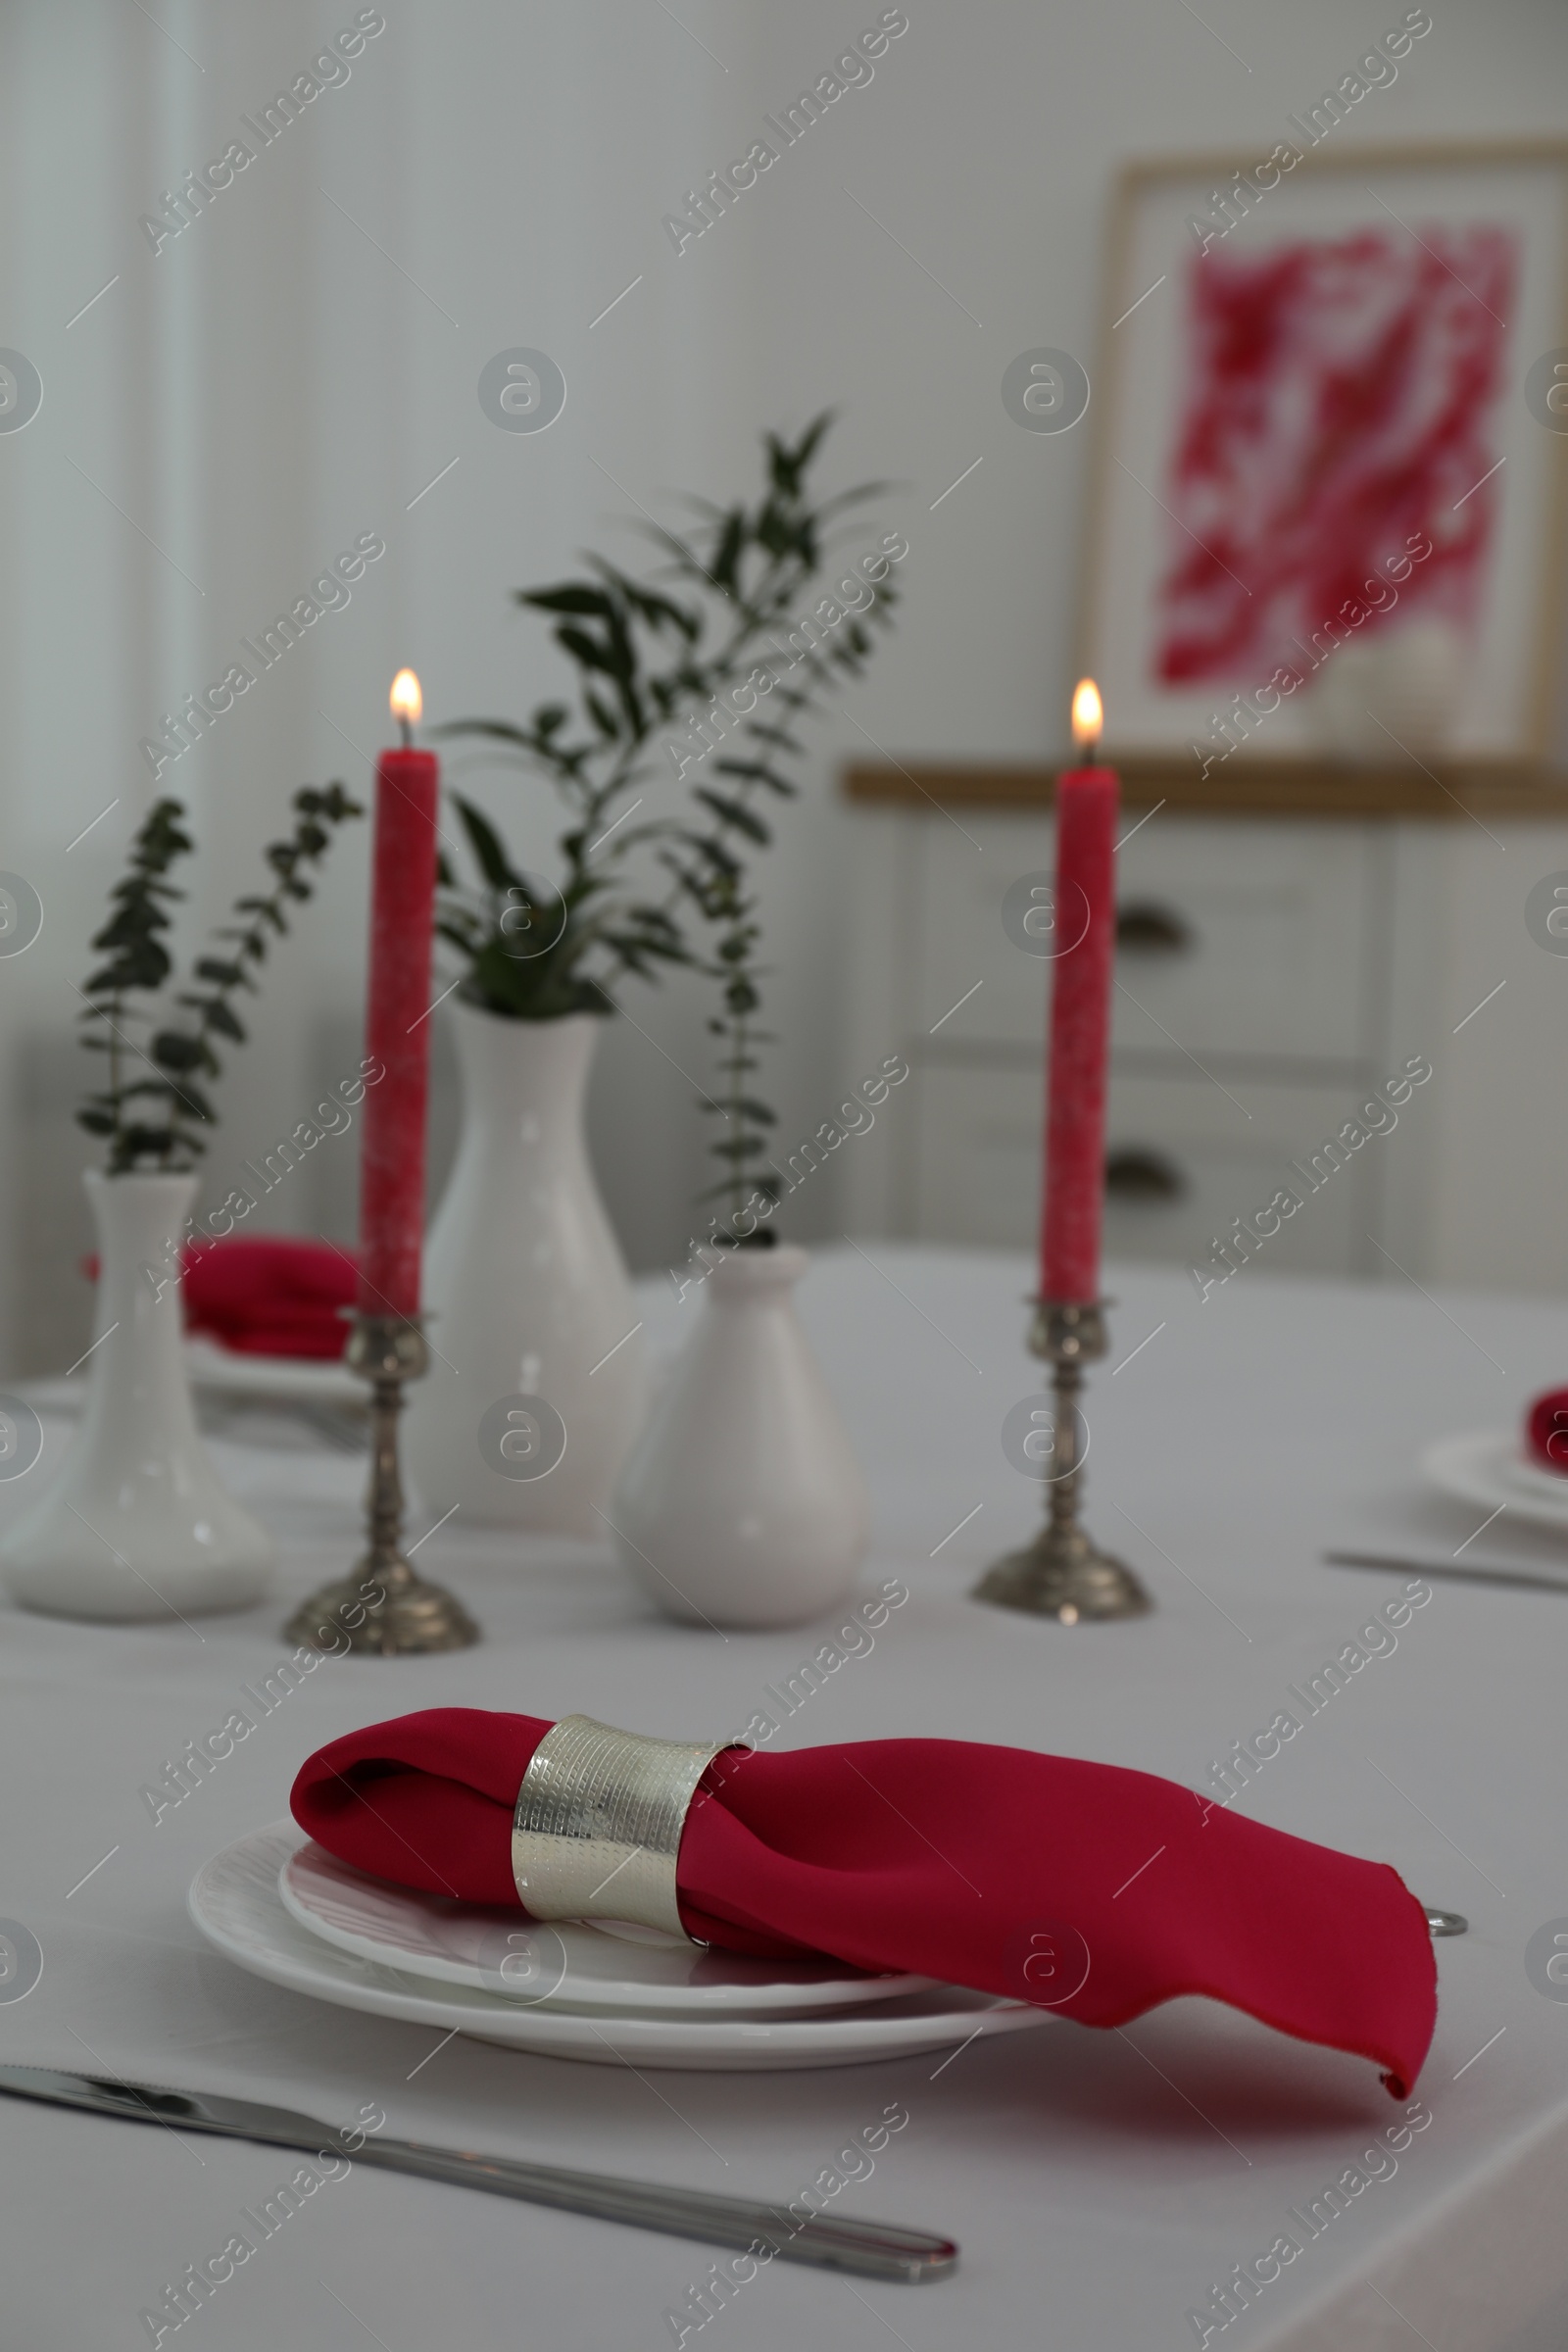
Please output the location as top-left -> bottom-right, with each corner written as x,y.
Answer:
695,869 -> 779,1242
77,799 -> 195,1173
77,783 -> 363,1175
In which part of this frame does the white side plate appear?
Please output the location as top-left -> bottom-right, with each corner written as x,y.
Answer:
190,1827 -> 1054,2072
279,1838 -> 933,2014
183,1339 -> 362,1406
22,1344 -> 362,1416
1422,1428 -> 1568,1535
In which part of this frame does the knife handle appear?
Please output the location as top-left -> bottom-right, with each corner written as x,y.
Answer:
353,2137 -> 957,2283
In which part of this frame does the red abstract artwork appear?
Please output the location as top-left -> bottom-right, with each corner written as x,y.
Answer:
1153,227 -> 1516,686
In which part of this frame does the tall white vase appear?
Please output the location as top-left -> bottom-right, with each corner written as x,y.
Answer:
0,1172 -> 274,1621
404,1004 -> 647,1533
611,1245 -> 869,1630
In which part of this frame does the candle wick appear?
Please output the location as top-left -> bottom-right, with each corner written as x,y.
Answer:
399,719 -> 414,750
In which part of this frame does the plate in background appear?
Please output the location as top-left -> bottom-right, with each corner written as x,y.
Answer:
1422,1429 -> 1568,1536
183,1338 -> 362,1407
22,1342 -> 362,1415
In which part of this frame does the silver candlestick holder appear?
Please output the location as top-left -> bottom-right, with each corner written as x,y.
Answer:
971,1298 -> 1152,1624
286,1314 -> 478,1656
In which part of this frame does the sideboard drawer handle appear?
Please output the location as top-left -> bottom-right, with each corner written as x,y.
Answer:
1116,901 -> 1194,956
1104,1147 -> 1187,1201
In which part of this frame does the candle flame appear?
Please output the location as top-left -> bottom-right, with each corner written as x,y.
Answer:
1071,677 -> 1102,751
390,669 -> 422,727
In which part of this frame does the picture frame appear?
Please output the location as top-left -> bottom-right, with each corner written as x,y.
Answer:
1081,140 -> 1568,764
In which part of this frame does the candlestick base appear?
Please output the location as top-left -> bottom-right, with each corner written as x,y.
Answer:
971,1298 -> 1153,1625
285,1314 -> 479,1656
972,1522 -> 1152,1623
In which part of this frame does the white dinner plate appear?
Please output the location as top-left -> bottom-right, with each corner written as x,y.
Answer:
279,1838 -> 934,2014
1419,1420 -> 1568,1533
1422,1428 -> 1568,1535
190,1827 -> 1054,2072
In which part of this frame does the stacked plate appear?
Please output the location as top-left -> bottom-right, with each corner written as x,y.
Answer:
1423,1429 -> 1568,1534
188,1826 -> 1054,2072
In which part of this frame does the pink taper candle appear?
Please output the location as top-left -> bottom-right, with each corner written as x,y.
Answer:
357,669 -> 440,1319
1041,680 -> 1118,1303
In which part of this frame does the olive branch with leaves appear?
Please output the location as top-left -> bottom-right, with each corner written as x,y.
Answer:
435,414 -> 901,1231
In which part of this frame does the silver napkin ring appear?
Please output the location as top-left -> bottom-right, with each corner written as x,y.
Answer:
511,1715 -> 729,1942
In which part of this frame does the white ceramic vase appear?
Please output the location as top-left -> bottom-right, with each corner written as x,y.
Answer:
611,1245 -> 869,1630
403,1004 -> 647,1534
0,1172 -> 274,1620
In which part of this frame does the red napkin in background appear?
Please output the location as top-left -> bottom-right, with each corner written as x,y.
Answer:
293,1708 -> 1437,2096
182,1239 -> 356,1357
1526,1387 -> 1568,1474
84,1238 -> 356,1359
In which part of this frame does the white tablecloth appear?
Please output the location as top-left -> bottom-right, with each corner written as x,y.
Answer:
2,1246 -> 1564,2351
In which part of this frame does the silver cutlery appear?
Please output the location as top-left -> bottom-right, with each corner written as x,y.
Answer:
0,2066 -> 956,2283
1323,1549 -> 1568,1600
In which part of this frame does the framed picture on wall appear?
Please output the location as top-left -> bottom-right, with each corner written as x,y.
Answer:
1081,140 -> 1568,764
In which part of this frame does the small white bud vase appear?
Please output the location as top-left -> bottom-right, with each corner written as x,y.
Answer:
0,1172 -> 274,1620
611,1245 -> 869,1630
404,1004 -> 648,1534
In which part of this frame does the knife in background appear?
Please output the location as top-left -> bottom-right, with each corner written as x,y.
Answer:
0,2064 -> 956,2283
1323,1550 -> 1568,1599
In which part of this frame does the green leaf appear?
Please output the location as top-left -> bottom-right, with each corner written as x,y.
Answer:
435,718 -> 541,751
235,897 -> 288,933
435,915 -> 482,955
674,831 -> 741,879
603,572 -> 701,641
556,624 -> 612,673
693,790 -> 769,846
519,584 -> 614,617
709,510 -> 746,592
150,1031 -> 205,1072
712,759 -> 798,798
199,998 -> 246,1043
453,796 -> 520,893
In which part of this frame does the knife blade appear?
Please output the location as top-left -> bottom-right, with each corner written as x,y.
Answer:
0,2065 -> 956,2283
1323,1550 -> 1568,1599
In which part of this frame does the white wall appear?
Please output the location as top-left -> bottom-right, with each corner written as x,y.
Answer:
2,0 -> 1567,1370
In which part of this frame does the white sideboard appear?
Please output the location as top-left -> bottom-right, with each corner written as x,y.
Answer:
840,764 -> 1568,1294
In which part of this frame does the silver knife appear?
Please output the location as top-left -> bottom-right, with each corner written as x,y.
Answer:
1324,1549 -> 1568,1600
0,2065 -> 956,2284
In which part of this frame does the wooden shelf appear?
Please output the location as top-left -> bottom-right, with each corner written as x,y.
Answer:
842,756 -> 1568,819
